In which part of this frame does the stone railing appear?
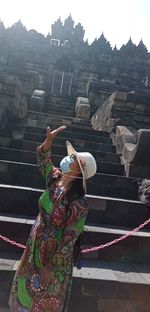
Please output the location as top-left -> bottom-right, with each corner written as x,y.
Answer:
114,127 -> 150,177
91,91 -> 150,133
91,90 -> 150,182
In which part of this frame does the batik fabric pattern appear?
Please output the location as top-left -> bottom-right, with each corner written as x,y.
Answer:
9,146 -> 88,312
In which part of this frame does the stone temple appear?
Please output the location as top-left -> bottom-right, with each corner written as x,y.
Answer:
0,16 -> 150,311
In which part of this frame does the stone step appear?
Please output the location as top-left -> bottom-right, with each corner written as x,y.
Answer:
0,216 -> 150,265
24,130 -> 112,145
125,164 -> 150,179
25,117 -> 93,132
47,95 -> 75,102
27,112 -> 93,129
46,100 -> 75,107
26,118 -> 92,131
43,100 -> 75,109
0,147 -> 37,164
28,110 -> 74,121
55,138 -> 115,154
24,124 -> 109,138
52,143 -> 116,156
71,121 -> 92,128
27,111 -> 93,129
0,158 -> 138,198
89,173 -> 138,200
82,224 -> 150,264
0,160 -> 124,189
46,101 -> 75,109
0,144 -> 120,164
7,119 -> 109,137
87,195 -> 148,229
0,136 -> 115,154
46,96 -> 75,104
1,255 -> 150,311
46,104 -> 75,112
12,139 -> 115,155
46,104 -> 75,111
70,260 -> 150,312
46,107 -> 75,114
96,161 -> 124,175
46,109 -> 75,117
7,119 -> 110,143
0,185 -> 144,227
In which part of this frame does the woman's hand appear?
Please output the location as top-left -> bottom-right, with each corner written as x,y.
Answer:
38,125 -> 66,152
46,125 -> 66,142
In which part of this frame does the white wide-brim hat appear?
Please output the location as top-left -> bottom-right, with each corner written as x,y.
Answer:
66,141 -> 97,193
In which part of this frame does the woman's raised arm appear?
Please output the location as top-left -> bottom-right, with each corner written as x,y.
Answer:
36,125 -> 66,184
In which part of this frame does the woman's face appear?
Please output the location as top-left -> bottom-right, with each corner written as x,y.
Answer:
69,154 -> 81,173
60,154 -> 81,175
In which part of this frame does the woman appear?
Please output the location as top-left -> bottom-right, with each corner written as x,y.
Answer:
9,125 -> 97,312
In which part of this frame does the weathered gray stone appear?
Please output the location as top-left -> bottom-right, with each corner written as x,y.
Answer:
12,130 -> 24,140
76,72 -> 92,97
0,137 -> 11,148
27,118 -> 37,127
139,179 -> 150,206
0,162 -> 8,173
122,129 -> 150,166
0,107 -> 8,130
0,73 -> 28,131
30,89 -> 46,111
113,126 -> 136,155
75,97 -> 90,119
91,91 -> 150,133
17,95 -> 28,119
0,258 -> 15,271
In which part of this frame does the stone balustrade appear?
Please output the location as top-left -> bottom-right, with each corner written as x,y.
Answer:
91,91 -> 150,132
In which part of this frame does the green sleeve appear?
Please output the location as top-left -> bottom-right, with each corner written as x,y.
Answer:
37,147 -> 53,184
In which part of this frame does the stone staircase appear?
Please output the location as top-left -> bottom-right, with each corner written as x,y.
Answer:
44,96 -> 76,118
0,108 -> 150,311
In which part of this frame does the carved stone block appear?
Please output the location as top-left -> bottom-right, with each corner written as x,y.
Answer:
122,129 -> 150,166
30,90 -> 46,112
17,95 -> 28,119
75,97 -> 90,119
114,126 -> 136,155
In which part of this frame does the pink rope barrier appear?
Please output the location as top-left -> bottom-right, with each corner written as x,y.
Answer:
82,218 -> 150,254
0,234 -> 26,249
0,218 -> 150,254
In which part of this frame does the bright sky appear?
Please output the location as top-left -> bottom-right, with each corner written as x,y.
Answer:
0,0 -> 150,50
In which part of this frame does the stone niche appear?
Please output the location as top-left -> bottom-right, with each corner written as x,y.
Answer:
75,97 -> 90,120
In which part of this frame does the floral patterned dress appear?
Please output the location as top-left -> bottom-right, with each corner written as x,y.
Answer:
9,147 -> 88,312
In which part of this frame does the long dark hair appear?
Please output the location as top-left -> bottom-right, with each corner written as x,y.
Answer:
47,171 -> 85,203
65,173 -> 85,202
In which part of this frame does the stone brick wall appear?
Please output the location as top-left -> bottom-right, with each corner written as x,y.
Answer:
91,91 -> 150,133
